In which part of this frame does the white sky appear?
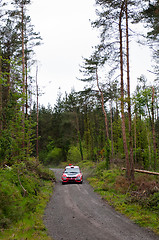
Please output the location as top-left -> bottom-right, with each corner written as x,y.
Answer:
28,0 -> 155,108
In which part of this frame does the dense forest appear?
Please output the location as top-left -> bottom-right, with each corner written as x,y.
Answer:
0,0 -> 159,182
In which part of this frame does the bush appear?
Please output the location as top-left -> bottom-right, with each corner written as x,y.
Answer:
26,158 -> 55,181
148,192 -> 159,211
95,161 -> 107,176
46,148 -> 63,166
0,159 -> 55,229
67,146 -> 81,163
0,170 -> 24,228
39,150 -> 48,164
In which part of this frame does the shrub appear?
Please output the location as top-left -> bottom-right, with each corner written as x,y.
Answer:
26,158 -> 55,181
95,161 -> 107,177
46,148 -> 63,166
67,146 -> 81,163
39,150 -> 48,164
0,170 -> 24,228
0,159 -> 55,229
148,192 -> 159,211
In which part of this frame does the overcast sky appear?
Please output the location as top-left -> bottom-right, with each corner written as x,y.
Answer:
28,0 -> 155,108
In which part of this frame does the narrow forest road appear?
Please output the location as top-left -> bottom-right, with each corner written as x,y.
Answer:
44,169 -> 159,240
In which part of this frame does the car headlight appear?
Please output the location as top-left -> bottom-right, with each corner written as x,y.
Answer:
76,176 -> 81,180
63,176 -> 67,180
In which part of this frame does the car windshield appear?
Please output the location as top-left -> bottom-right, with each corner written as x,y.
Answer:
64,168 -> 80,174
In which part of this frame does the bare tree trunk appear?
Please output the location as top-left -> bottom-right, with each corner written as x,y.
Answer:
25,47 -> 28,116
0,44 -> 2,131
110,100 -> 114,161
134,113 -> 137,166
125,0 -> 134,180
3,57 -> 11,129
157,97 -> 159,119
75,112 -> 83,161
24,15 -> 29,118
95,65 -> 110,168
146,125 -> 152,169
119,1 -> 130,179
95,67 -> 109,140
36,66 -> 39,159
22,3 -> 25,114
152,86 -> 157,170
21,2 -> 25,150
122,168 -> 159,176
6,57 -> 11,108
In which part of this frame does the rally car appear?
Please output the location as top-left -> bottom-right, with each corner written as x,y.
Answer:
61,165 -> 83,184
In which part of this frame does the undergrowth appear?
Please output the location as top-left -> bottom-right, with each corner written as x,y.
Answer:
0,158 -> 55,239
87,161 -> 159,235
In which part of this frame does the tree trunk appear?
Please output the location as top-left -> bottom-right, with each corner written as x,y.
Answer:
96,67 -> 110,169
25,47 -> 28,116
2,54 -> 11,129
152,86 -> 157,170
0,44 -> 2,131
95,67 -> 109,140
36,66 -> 39,159
75,111 -> 83,161
146,125 -> 152,169
125,0 -> 134,180
110,100 -> 114,161
22,3 -> 25,112
21,2 -> 25,149
134,113 -> 137,166
122,168 -> 159,176
119,1 -> 130,179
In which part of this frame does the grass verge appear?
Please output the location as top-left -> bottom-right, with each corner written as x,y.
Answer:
87,161 -> 159,235
0,158 -> 55,240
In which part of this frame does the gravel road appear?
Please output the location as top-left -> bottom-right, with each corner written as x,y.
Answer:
44,168 -> 159,240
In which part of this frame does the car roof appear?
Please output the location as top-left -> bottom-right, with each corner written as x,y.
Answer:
65,165 -> 79,169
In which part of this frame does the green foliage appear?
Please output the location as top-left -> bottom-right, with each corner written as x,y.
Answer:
95,161 -> 111,181
148,192 -> 159,211
141,0 -> 159,40
105,139 -> 111,170
134,147 -> 150,168
46,139 -> 55,152
39,150 -> 48,163
46,147 -> 63,166
0,181 -> 53,240
67,145 -> 82,163
77,159 -> 95,170
0,158 -> 55,229
0,171 -> 23,227
30,77 -> 159,171
112,118 -> 124,158
26,158 -> 55,181
0,115 -> 35,165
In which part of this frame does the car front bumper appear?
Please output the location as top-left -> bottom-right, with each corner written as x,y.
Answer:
62,177 -> 82,184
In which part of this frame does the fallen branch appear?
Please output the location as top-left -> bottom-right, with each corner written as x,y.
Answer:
17,171 -> 27,197
122,168 -> 159,176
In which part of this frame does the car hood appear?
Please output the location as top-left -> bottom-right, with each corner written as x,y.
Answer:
64,173 -> 80,177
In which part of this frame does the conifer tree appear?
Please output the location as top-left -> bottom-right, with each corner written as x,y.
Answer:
0,0 -> 41,164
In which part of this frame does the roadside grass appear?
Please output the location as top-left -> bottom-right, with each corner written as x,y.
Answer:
0,183 -> 53,240
87,162 -> 159,235
0,158 -> 55,240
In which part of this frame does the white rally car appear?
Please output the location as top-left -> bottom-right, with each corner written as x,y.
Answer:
61,165 -> 83,184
